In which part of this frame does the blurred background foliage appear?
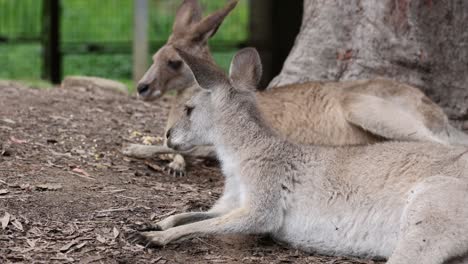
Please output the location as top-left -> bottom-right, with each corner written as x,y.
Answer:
0,0 -> 249,90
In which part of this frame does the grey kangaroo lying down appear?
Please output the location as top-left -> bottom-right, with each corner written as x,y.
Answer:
123,0 -> 468,176
129,48 -> 468,264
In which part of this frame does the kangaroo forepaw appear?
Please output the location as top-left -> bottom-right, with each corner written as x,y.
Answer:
128,231 -> 167,247
162,160 -> 186,177
130,221 -> 163,232
127,231 -> 154,247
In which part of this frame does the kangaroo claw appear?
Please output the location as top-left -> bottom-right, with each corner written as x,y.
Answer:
130,221 -> 163,232
162,163 -> 186,177
127,231 -> 166,247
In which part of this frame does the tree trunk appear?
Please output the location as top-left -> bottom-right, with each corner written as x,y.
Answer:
269,0 -> 468,120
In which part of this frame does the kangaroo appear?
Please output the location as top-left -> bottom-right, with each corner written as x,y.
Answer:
130,48 -> 468,264
123,0 -> 468,176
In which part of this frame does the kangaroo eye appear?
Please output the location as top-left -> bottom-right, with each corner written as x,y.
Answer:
168,59 -> 182,70
184,106 -> 194,116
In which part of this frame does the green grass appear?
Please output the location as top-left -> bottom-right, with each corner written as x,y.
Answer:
64,54 -> 132,79
61,1 -> 133,43
0,0 -> 248,43
150,0 -> 249,43
60,0 -> 248,43
0,0 -> 247,85
0,43 -> 42,79
0,42 -> 235,93
0,0 -> 42,40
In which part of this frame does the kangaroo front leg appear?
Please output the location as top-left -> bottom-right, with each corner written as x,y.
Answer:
123,144 -> 217,159
122,144 -> 176,158
142,199 -> 235,231
131,207 -> 274,247
150,174 -> 242,230
122,144 -> 186,176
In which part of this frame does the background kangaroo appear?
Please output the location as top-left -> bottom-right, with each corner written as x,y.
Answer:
124,0 -> 468,176
130,47 -> 468,264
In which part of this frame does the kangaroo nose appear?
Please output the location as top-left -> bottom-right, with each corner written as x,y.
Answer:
137,84 -> 150,95
165,128 -> 172,139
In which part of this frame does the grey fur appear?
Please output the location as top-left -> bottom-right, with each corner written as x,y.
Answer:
132,48 -> 468,264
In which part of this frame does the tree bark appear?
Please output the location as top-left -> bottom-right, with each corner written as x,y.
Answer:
269,0 -> 468,120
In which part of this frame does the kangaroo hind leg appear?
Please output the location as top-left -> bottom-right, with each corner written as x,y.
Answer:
342,93 -> 448,144
387,176 -> 468,264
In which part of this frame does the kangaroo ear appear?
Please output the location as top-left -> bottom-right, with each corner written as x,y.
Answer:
229,48 -> 262,90
173,0 -> 203,33
192,0 -> 238,43
175,48 -> 228,90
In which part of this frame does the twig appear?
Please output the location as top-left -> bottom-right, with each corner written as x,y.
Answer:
100,189 -> 125,194
0,195 -> 32,199
156,209 -> 177,219
96,205 -> 150,214
69,172 -> 96,181
115,194 -> 139,200
49,149 -> 73,157
73,220 -> 111,224
153,256 -> 164,263
196,237 -> 221,249
96,207 -> 134,214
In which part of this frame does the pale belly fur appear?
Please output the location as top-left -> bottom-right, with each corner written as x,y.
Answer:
272,187 -> 406,259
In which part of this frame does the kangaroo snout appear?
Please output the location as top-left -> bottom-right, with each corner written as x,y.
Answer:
137,83 -> 150,96
165,128 -> 190,151
166,128 -> 172,140
136,83 -> 163,101
166,128 -> 177,149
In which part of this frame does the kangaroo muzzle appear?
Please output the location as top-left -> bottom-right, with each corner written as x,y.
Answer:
137,83 -> 150,96
166,128 -> 176,149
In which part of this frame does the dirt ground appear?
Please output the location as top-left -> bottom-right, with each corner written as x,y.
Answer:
0,82 -> 383,264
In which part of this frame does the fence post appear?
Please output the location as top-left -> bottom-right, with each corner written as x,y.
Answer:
133,0 -> 149,85
42,0 -> 62,84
